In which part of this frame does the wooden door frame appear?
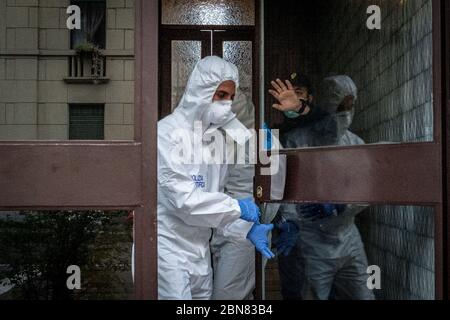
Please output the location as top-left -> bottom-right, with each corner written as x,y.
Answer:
443,0 -> 450,301
158,25 -> 257,120
158,29 -> 211,119
0,0 -> 158,300
0,0 -> 446,301
133,0 -> 158,300
212,29 -> 259,114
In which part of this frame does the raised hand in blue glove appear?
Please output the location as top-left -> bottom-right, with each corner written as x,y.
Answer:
238,198 -> 261,223
274,221 -> 299,256
247,223 -> 275,259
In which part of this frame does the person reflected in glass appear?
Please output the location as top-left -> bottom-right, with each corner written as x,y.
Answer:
270,74 -> 374,300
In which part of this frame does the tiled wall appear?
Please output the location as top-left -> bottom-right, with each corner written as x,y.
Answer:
357,207 -> 435,300
316,0 -> 433,143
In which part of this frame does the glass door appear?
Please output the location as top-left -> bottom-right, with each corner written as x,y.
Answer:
256,0 -> 446,300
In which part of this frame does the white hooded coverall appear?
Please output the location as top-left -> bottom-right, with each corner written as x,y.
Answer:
157,56 -> 253,300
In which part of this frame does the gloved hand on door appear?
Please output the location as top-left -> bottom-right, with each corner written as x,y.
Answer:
247,223 -> 275,259
238,197 -> 261,223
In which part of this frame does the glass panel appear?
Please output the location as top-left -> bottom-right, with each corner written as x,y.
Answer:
262,204 -> 435,300
171,41 -> 202,111
223,41 -> 253,99
0,0 -> 135,141
0,211 -> 133,300
162,0 -> 255,26
264,0 -> 434,147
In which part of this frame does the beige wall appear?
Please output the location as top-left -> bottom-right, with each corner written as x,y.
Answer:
0,0 -> 135,140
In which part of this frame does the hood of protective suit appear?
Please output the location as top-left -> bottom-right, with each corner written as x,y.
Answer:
317,75 -> 358,115
231,90 -> 255,130
173,56 -> 239,128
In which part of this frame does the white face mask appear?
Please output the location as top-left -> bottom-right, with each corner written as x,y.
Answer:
202,100 -> 252,145
203,100 -> 234,127
336,111 -> 354,137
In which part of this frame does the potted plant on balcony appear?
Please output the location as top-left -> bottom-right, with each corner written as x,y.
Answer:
74,41 -> 103,82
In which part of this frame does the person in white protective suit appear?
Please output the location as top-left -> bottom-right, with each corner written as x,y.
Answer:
210,91 -> 256,300
157,56 -> 275,300
273,75 -> 375,300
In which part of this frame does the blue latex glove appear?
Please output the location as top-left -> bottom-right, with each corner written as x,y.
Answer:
247,223 -> 275,259
263,122 -> 272,150
274,221 -> 299,256
238,198 -> 261,223
299,204 -> 347,222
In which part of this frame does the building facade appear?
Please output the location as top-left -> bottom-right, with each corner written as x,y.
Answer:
0,0 -> 135,141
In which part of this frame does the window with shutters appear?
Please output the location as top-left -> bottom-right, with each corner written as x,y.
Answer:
69,104 -> 105,140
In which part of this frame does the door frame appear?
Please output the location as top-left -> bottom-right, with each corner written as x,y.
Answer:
133,0 -> 158,299
0,0 -> 447,301
0,0 -> 158,300
158,25 -> 258,120
158,28 -> 211,119
443,0 -> 450,302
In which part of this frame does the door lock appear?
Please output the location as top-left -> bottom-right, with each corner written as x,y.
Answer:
256,186 -> 263,199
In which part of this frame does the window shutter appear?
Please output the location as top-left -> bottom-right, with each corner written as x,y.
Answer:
69,104 -> 105,140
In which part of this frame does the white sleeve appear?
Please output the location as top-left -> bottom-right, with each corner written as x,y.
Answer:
216,156 -> 255,240
215,219 -> 254,241
158,135 -> 241,229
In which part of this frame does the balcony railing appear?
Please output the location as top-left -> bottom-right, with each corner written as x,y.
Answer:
65,54 -> 109,84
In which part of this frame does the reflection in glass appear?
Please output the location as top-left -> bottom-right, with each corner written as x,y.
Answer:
266,0 -> 433,146
171,41 -> 202,111
263,204 -> 435,300
162,0 -> 255,26
357,206 -> 434,300
223,41 -> 253,99
0,211 -> 133,300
